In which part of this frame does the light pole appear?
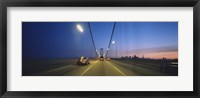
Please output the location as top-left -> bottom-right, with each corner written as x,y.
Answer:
112,41 -> 117,58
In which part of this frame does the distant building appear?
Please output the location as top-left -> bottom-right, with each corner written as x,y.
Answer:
134,55 -> 139,59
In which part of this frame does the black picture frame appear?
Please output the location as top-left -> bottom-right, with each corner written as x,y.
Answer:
0,0 -> 199,98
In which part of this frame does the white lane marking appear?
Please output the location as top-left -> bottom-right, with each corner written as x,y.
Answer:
111,65 -> 126,76
80,65 -> 93,76
80,61 -> 98,76
106,61 -> 126,76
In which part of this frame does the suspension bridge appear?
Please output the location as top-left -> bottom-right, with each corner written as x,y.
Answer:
22,22 -> 178,76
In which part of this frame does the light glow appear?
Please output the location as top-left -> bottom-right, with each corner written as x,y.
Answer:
112,41 -> 115,44
76,24 -> 84,32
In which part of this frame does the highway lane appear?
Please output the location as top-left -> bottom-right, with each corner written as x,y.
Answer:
34,59 -> 168,76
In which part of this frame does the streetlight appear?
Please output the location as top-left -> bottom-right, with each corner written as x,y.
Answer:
76,24 -> 84,33
112,41 -> 115,44
112,40 -> 117,58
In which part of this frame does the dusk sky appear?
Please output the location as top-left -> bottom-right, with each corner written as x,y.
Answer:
22,22 -> 178,59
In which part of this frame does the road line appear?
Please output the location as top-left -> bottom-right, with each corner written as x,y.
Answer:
111,65 -> 126,76
80,61 -> 98,76
106,61 -> 126,76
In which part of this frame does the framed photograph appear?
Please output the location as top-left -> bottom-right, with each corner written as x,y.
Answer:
0,0 -> 199,98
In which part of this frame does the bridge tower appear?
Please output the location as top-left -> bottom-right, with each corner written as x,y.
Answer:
100,48 -> 104,58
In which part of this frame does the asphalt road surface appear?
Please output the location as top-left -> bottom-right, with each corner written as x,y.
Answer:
33,59 -> 169,76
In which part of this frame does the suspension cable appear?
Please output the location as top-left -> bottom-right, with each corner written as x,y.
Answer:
88,22 -> 98,57
105,22 -> 116,57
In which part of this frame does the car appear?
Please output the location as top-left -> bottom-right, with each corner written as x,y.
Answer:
77,56 -> 90,65
99,56 -> 104,61
106,58 -> 111,61
160,62 -> 178,75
